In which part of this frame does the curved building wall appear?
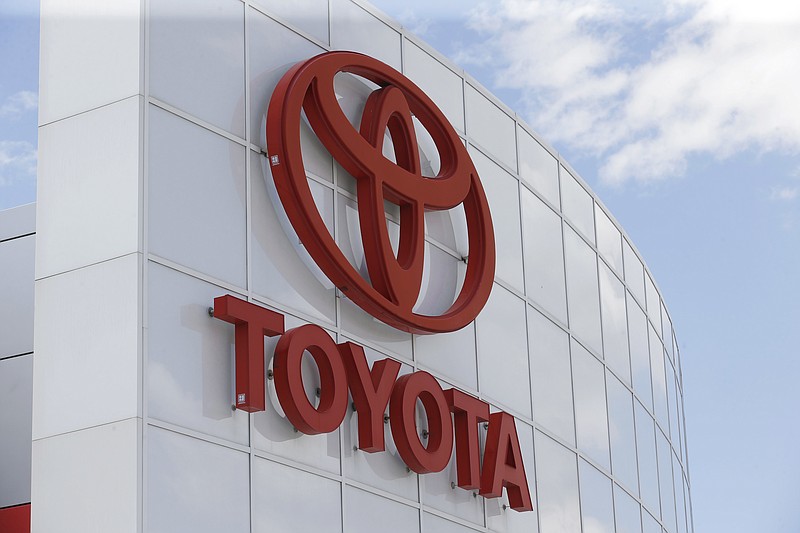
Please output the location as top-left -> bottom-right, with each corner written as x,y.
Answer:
25,1 -> 692,533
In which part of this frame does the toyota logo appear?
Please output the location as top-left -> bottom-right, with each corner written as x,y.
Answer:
266,51 -> 495,334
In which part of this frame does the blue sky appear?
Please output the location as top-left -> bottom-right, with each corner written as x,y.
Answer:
1,0 -> 798,531
0,0 -> 38,211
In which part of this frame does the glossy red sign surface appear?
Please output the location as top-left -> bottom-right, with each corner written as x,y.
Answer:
266,51 -> 495,334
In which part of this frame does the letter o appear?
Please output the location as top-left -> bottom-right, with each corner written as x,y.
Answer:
389,371 -> 454,473
273,324 -> 348,434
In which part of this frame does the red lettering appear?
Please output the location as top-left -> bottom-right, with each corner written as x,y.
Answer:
445,388 -> 489,490
389,372 -> 453,474
339,344 -> 401,452
480,411 -> 533,512
213,294 -> 534,512
212,295 -> 285,412
273,324 -> 348,434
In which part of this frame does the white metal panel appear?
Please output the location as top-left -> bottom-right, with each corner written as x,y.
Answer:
0,235 -> 34,359
248,9 -> 326,145
572,339 -> 611,471
148,105 -> 247,288
607,372 -> 639,494
413,243 -> 466,318
599,262 -> 630,380
614,484 -> 643,533
251,151 -> 337,324
529,307 -> 575,445
628,292 -> 654,409
35,97 -> 141,279
596,206 -> 624,275
645,272 -> 661,326
32,254 -> 140,439
147,426 -> 250,533
471,148 -> 524,291
147,262 -> 250,445
344,486 -> 420,533
30,419 -> 140,533
623,239 -> 646,306
252,0 -> 330,45
560,167 -> 595,245
578,459 -> 615,533
150,0 -> 246,136
0,203 -> 35,242
0,354 -> 33,508
635,400 -> 661,516
330,0 -> 402,71
253,457 -> 342,533
535,431 -> 581,533
521,189 -> 568,324
465,84 -> 517,171
38,0 -> 141,125
476,284 -> 531,418
564,226 -> 603,354
403,40 -> 465,134
415,322 -> 477,392
339,295 -> 414,360
518,127 -> 559,209
423,514 -> 480,533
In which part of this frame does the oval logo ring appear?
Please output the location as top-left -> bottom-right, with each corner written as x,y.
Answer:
266,51 -> 495,334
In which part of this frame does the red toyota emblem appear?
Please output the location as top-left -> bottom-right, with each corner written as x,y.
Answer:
266,51 -> 495,334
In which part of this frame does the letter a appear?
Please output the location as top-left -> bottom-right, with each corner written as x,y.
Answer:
480,412 -> 533,512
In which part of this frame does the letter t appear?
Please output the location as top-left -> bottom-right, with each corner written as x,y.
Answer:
444,388 -> 489,490
213,295 -> 285,412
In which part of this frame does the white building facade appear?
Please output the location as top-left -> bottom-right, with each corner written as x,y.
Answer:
0,1 -> 693,532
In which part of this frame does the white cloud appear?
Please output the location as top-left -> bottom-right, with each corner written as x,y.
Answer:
371,0 -> 486,40
0,91 -> 38,118
460,0 -> 800,185
770,187 -> 798,202
394,8 -> 433,36
0,141 -> 37,187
